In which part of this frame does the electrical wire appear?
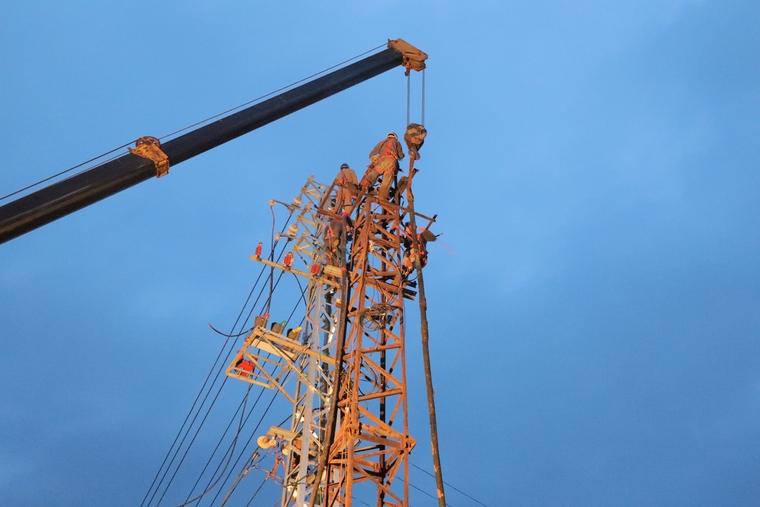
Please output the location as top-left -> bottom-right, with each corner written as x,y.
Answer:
0,141 -> 134,202
242,475 -> 269,507
204,308 -> 307,506
204,288 -> 309,505
182,386 -> 268,505
202,384 -> 285,506
207,323 -> 254,339
155,266 -> 290,507
157,43 -> 386,143
154,204 -> 307,506
192,319 -> 305,507
0,43 -> 386,204
411,462 -> 490,507
409,481 -> 453,506
145,188 -> 325,507
149,270 -> 285,507
143,203 -> 300,507
165,385 -> 254,507
146,276 -> 272,505
240,414 -> 292,507
139,264 -> 269,507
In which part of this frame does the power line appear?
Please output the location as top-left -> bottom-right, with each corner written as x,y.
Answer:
143,203 -> 300,507
140,262 -> 269,507
410,482 -> 452,507
411,462 -> 491,507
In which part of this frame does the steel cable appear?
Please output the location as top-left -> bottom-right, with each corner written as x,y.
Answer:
204,291 -> 308,506
144,208 -> 298,507
411,462 -> 490,507
1,43 -> 385,203
181,386 -> 268,505
157,44 -> 387,143
0,142 -> 134,201
149,253 -> 291,507
139,263 -> 269,507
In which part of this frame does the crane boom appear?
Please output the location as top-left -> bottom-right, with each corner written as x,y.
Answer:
0,39 -> 427,244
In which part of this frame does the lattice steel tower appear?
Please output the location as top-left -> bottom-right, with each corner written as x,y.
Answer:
227,126 -> 439,507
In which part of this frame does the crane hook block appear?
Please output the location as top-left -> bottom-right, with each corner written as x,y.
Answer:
387,38 -> 428,72
129,136 -> 170,178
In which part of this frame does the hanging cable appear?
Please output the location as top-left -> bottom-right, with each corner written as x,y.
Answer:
207,324 -> 254,339
1,43 -> 386,204
406,72 -> 411,127
172,233 -> 306,505
181,386 -> 268,505
202,312 -> 307,505
154,380 -> 250,507
203,382 -> 286,506
201,297 -> 307,506
242,476 -> 269,507
157,43 -> 386,143
164,384 -> 254,507
189,317 -> 306,506
140,263 -> 269,507
411,462 -> 491,507
148,264 -> 290,507
421,68 -> 426,125
409,482 -> 453,507
144,210 -> 298,507
146,188 -> 323,507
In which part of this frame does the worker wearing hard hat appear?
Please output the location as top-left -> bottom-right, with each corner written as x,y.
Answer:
360,132 -> 405,200
333,163 -> 359,214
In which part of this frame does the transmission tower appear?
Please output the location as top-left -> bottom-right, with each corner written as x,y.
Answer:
226,142 -> 438,507
226,177 -> 341,507
320,192 -> 420,507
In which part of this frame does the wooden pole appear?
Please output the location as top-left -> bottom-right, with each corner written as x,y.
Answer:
405,157 -> 447,507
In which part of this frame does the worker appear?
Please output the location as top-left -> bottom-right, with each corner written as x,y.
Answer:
324,218 -> 345,266
333,163 -> 359,214
391,175 -> 409,205
401,223 -> 432,277
360,132 -> 404,200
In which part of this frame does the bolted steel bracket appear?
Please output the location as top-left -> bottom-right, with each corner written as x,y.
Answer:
129,136 -> 170,178
388,38 -> 428,73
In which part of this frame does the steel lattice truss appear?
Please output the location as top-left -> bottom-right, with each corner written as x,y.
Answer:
323,195 -> 416,507
227,177 -> 341,507
227,174 -> 433,507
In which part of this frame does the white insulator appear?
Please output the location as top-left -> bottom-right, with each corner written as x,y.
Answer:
257,435 -> 275,449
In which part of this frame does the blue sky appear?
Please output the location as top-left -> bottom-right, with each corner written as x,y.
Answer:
1,1 -> 759,506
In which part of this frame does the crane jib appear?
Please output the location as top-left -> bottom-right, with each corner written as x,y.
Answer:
0,41 -> 426,245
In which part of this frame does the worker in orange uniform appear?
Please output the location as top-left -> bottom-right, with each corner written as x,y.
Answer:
360,133 -> 404,200
333,163 -> 359,214
401,224 -> 433,277
324,218 -> 345,266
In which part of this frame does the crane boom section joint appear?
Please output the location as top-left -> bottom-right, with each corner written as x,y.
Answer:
129,136 -> 170,178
